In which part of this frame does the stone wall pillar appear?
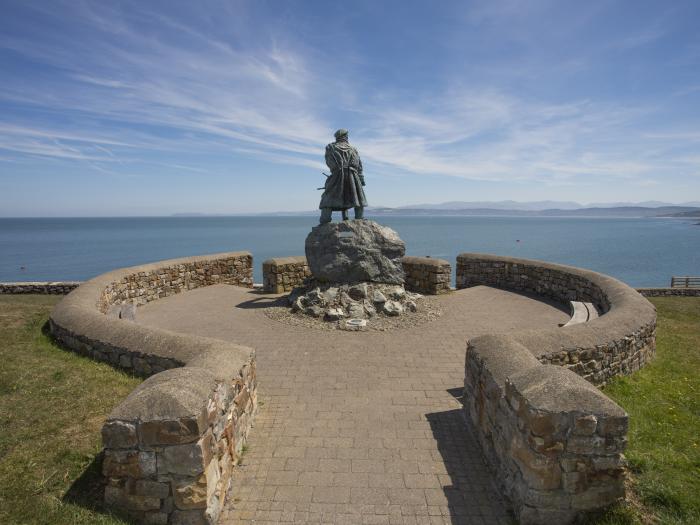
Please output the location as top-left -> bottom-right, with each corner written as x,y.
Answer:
262,256 -> 310,293
401,256 -> 451,294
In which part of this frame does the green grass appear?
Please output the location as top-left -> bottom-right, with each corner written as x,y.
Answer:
0,294 -> 698,524
592,297 -> 700,525
0,295 -> 140,524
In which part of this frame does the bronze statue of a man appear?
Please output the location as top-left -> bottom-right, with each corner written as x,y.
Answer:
318,129 -> 367,224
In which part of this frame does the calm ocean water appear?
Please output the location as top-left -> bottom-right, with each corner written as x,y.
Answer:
0,216 -> 698,287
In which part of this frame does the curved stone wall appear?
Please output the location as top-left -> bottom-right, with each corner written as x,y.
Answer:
457,253 -> 656,385
48,252 -> 256,525
457,253 -> 656,524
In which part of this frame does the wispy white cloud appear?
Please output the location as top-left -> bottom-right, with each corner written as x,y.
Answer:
0,0 -> 698,203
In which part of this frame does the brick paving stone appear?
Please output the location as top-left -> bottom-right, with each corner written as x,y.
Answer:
137,284 -> 568,524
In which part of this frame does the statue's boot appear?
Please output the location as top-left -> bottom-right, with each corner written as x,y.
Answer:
342,209 -> 349,221
354,207 -> 364,220
319,208 -> 332,224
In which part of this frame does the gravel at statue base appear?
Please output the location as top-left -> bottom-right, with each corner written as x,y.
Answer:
263,290 -> 443,331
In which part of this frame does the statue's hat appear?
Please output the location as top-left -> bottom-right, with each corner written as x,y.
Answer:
334,128 -> 349,139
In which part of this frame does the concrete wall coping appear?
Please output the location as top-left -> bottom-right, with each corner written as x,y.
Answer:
401,255 -> 450,267
509,365 -> 626,417
262,255 -> 307,266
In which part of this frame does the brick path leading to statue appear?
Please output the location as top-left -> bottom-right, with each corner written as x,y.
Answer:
137,285 -> 568,525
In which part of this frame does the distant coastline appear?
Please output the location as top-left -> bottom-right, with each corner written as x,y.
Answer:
171,204 -> 700,220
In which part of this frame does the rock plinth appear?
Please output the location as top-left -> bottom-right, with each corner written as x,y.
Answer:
289,282 -> 421,322
305,220 -> 405,285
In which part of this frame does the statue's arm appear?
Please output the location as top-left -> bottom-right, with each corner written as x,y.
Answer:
358,156 -> 365,186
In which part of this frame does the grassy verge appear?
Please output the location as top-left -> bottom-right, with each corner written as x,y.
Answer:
0,295 -> 140,524
593,297 -> 700,525
0,294 -> 697,524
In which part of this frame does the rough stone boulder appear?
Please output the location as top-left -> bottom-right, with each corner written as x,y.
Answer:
289,282 -> 421,321
305,219 -> 405,284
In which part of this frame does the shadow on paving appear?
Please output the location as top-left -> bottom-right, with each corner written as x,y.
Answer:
234,291 -> 288,310
425,389 -> 514,525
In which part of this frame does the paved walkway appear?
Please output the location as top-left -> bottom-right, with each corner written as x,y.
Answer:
137,285 -> 568,525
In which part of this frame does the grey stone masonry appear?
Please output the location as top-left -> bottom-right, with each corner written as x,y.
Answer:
98,253 -> 252,311
262,255 -> 452,296
102,364 -> 257,525
0,281 -> 81,294
262,256 -> 310,294
401,256 -> 451,295
456,252 -> 657,523
637,287 -> 700,297
456,253 -> 656,387
464,337 -> 627,524
48,252 -> 258,524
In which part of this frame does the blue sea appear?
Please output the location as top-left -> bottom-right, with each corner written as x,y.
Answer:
0,216 -> 698,287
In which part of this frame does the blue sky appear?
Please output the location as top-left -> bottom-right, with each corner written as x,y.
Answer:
1,0 -> 699,216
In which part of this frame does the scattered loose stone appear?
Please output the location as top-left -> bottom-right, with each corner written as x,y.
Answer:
372,290 -> 387,304
324,307 -> 345,321
382,300 -> 403,316
286,281 -> 422,325
264,289 -> 443,332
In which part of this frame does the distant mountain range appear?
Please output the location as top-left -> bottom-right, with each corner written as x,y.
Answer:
393,200 -> 700,211
369,204 -> 700,218
172,201 -> 700,218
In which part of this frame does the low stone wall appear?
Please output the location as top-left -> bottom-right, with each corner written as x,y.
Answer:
456,254 -> 656,386
0,281 -> 81,294
99,253 -> 252,310
261,254 -> 452,295
49,252 -> 257,524
465,338 -> 627,524
262,256 -> 310,293
637,287 -> 700,297
401,256 -> 451,295
102,364 -> 256,525
457,253 -> 657,523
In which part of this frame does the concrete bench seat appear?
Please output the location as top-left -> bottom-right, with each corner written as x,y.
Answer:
561,300 -> 599,327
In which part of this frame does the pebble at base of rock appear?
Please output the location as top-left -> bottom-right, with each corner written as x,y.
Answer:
289,282 -> 422,322
305,219 -> 406,285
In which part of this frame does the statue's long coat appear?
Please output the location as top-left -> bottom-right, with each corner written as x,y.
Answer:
319,141 -> 368,210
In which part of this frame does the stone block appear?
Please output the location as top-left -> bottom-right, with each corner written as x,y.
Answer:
511,436 -> 562,490
597,416 -> 628,437
174,473 -> 207,510
103,450 -> 156,479
130,479 -> 171,499
102,420 -> 138,449
158,439 -> 207,477
573,415 -> 598,435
